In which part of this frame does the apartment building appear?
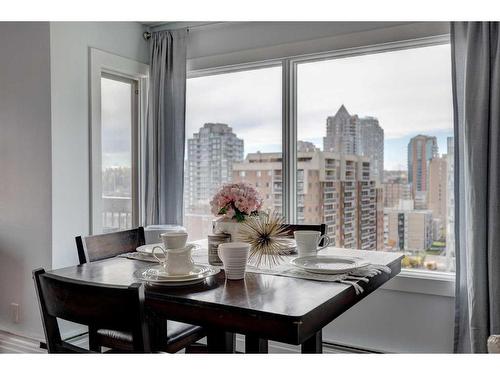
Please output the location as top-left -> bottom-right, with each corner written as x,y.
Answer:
383,170 -> 411,209
384,206 -> 433,251
185,123 -> 244,210
233,149 -> 383,250
323,105 -> 384,184
407,134 -> 438,208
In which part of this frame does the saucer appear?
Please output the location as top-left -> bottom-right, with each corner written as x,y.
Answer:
136,242 -> 200,253
134,264 -> 220,285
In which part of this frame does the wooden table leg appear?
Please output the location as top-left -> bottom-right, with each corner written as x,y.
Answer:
207,330 -> 235,353
245,335 -> 268,353
301,331 -> 322,354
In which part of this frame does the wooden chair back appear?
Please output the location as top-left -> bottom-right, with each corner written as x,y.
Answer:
284,224 -> 328,246
33,268 -> 150,353
76,227 -> 145,264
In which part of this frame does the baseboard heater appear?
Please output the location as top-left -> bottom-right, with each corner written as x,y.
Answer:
39,330 -> 89,350
40,335 -> 384,354
322,340 -> 384,354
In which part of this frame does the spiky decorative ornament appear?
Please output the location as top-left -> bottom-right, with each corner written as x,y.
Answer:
238,211 -> 290,268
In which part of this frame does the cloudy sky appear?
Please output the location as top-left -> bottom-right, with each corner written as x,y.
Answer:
101,77 -> 132,169
186,43 -> 454,170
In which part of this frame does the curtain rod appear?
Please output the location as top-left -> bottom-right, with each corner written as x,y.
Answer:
143,21 -> 225,40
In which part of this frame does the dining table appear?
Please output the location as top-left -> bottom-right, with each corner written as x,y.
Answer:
47,244 -> 403,353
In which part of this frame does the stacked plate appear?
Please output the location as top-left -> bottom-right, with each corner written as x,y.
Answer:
281,238 -> 297,254
291,255 -> 370,275
134,264 -> 220,286
136,242 -> 200,254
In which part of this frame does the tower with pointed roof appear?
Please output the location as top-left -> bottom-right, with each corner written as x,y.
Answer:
323,104 -> 359,156
323,105 -> 384,184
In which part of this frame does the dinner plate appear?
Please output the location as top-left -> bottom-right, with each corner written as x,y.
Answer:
134,264 -> 220,285
290,255 -> 370,275
281,238 -> 297,254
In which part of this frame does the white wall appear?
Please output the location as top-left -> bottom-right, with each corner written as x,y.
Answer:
182,21 -> 455,353
1,22 -> 149,340
50,22 -> 149,269
0,22 -> 53,338
185,21 -> 450,70
323,287 -> 454,353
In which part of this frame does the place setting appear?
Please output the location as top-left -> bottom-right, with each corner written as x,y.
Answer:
133,230 -> 220,287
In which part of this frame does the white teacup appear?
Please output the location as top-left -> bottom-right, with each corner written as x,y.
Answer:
218,242 -> 250,280
294,230 -> 331,257
160,231 -> 188,249
152,244 -> 196,276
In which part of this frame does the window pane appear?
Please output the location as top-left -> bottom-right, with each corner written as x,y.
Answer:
101,76 -> 133,233
296,44 -> 454,272
184,66 -> 282,240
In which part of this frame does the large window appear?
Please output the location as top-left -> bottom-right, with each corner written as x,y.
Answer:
89,49 -> 148,234
184,66 -> 282,240
295,44 -> 454,272
184,39 -> 454,273
100,75 -> 137,233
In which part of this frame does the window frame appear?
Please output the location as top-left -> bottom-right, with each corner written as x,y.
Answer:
185,34 -> 454,285
89,48 -> 149,234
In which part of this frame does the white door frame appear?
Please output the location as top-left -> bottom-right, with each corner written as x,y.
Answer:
89,48 -> 149,234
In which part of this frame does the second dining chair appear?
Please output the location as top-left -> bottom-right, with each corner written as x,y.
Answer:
33,268 -> 151,353
75,227 -> 206,353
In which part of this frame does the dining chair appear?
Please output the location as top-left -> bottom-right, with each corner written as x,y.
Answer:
75,227 -> 146,264
284,223 -> 328,245
33,268 -> 151,353
75,227 -> 206,353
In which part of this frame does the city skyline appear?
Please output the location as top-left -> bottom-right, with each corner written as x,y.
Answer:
186,43 -> 453,171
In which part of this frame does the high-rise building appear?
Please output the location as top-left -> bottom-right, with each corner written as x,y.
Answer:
407,135 -> 438,208
383,170 -> 410,208
323,105 -> 358,155
233,149 -> 383,250
358,116 -> 384,183
323,105 -> 384,184
428,156 -> 448,241
384,206 -> 433,252
297,140 -> 319,152
185,123 -> 244,211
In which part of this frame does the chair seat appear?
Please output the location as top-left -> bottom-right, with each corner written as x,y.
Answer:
96,321 -> 205,353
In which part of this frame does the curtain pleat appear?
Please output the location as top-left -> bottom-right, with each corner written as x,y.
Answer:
145,29 -> 187,225
451,21 -> 500,353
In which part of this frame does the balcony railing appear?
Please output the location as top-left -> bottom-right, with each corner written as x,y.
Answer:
102,196 -> 133,233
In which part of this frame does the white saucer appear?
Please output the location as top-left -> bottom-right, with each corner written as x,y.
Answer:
134,264 -> 220,285
290,255 -> 370,275
136,242 -> 200,253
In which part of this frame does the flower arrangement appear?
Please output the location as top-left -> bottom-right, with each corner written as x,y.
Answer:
210,182 -> 263,222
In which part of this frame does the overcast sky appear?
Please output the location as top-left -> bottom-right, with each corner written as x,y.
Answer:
186,43 -> 454,170
101,77 -> 132,169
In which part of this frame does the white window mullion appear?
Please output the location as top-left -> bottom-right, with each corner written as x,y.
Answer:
282,59 -> 297,224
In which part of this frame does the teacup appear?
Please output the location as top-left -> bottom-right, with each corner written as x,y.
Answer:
294,230 -> 331,257
160,231 -> 188,249
152,244 -> 196,276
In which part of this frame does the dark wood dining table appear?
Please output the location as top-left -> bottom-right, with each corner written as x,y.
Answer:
47,247 -> 403,353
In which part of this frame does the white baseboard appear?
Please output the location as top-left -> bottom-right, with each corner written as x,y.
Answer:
0,330 -> 45,353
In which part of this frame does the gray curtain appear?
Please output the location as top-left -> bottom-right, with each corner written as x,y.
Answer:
451,22 -> 500,353
145,29 -> 187,225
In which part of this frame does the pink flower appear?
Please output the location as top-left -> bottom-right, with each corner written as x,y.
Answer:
210,182 -> 263,220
